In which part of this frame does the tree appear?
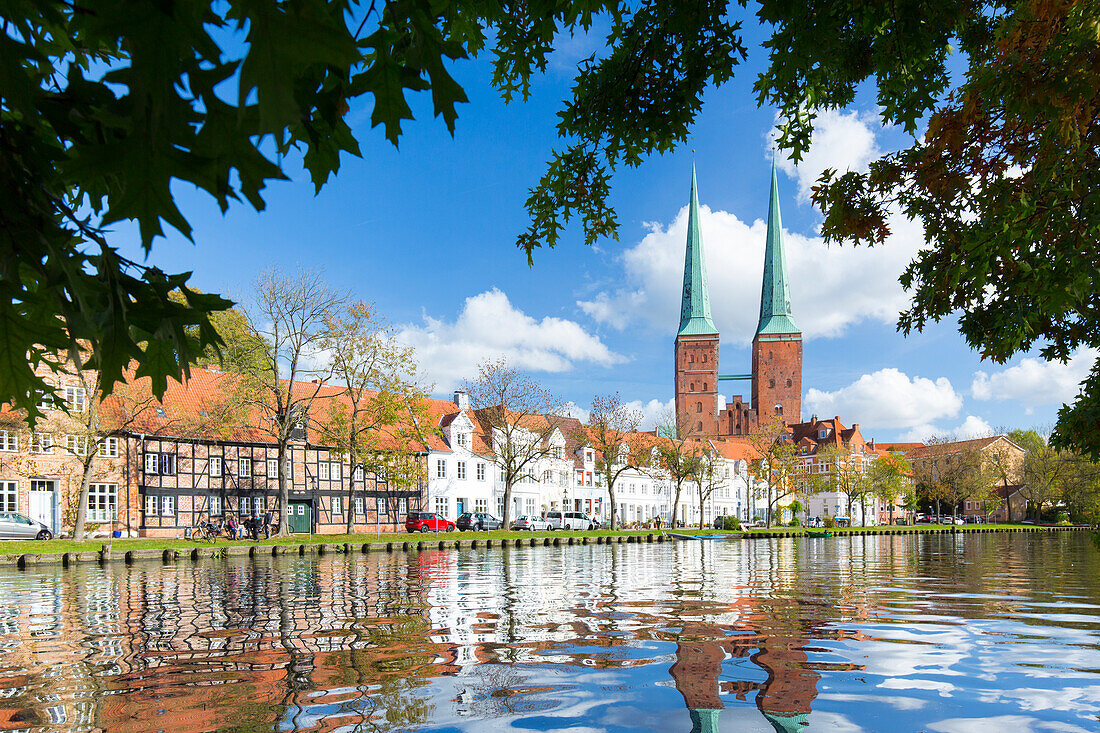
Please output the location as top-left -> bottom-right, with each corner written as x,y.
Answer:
688,449 -> 728,530
813,445 -> 872,526
652,407 -> 704,528
225,268 -> 345,536
746,415 -> 798,528
584,394 -> 644,531
317,301 -> 430,533
869,453 -> 913,526
1019,440 -> 1066,521
465,359 -> 564,527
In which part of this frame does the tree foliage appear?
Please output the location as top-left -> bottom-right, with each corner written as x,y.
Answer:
584,393 -> 644,530
652,407 -> 705,528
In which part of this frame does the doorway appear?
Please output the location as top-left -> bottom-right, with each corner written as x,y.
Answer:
29,480 -> 59,534
287,501 -> 311,533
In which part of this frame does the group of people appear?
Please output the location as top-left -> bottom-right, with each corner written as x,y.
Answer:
224,510 -> 276,540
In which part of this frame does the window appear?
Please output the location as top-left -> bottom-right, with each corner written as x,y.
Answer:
769,379 -> 775,388
435,497 -> 448,516
148,453 -> 177,475
65,435 -> 88,456
238,457 -> 251,478
29,433 -> 53,454
355,497 -> 364,515
353,465 -> 364,481
775,405 -> 783,416
399,498 -> 408,514
160,495 -> 175,516
696,402 -> 702,413
690,382 -> 695,391
0,432 -> 16,452
477,463 -> 485,481
330,462 -> 341,481
456,432 -> 468,448
255,495 -> 266,512
240,496 -> 251,515
319,462 -> 330,480
332,496 -> 342,516
474,498 -> 488,513
87,483 -> 118,522
703,382 -> 708,391
209,456 -> 222,477
65,385 -> 86,412
376,497 -> 385,515
786,379 -> 792,387
497,497 -> 504,517
526,498 -> 536,515
457,461 -> 466,480
145,452 -> 159,474
0,482 -> 16,512
97,437 -> 119,458
144,495 -> 158,516
436,459 -> 447,479
210,496 -> 223,515
154,406 -> 167,418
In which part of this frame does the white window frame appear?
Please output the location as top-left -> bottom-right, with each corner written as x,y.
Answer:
240,496 -> 251,515
160,495 -> 175,516
144,495 -> 158,517
267,458 -> 278,477
319,461 -> 330,480
210,495 -> 223,516
353,465 -> 364,481
332,496 -> 342,516
0,432 -> 17,452
457,461 -> 466,480
160,454 -> 176,475
29,433 -> 53,454
65,434 -> 88,456
0,481 -> 16,512
65,385 -> 87,412
209,456 -> 222,477
87,483 -> 118,522
238,457 -> 251,478
97,436 -> 119,458
144,452 -> 159,474
436,459 -> 446,479
398,498 -> 408,515
477,463 -> 485,481
435,497 -> 448,516
355,497 -> 365,515
330,462 -> 341,481
376,497 -> 385,516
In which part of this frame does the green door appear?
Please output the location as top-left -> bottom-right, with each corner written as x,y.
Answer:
287,501 -> 311,533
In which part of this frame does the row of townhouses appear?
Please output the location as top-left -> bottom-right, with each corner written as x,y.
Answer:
0,364 -> 764,538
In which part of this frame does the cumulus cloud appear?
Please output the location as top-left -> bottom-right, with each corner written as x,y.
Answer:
901,415 -> 994,443
971,348 -> 1097,407
397,288 -> 626,392
577,110 -> 923,343
622,397 -> 676,431
804,368 -> 963,430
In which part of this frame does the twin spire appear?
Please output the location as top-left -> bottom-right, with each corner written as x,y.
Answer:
676,159 -> 799,338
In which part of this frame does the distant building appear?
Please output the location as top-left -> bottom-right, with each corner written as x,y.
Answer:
905,436 -> 1025,521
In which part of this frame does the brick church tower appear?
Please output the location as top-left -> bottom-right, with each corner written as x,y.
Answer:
673,165 -> 720,436
751,161 -> 802,425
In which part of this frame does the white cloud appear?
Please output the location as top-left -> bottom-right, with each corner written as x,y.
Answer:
901,415 -> 994,443
771,108 -> 885,202
804,368 -> 963,430
621,397 -> 675,431
397,288 -> 626,392
971,348 -> 1097,407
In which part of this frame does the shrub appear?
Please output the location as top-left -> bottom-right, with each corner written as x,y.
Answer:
823,516 -> 836,529
789,517 -> 801,527
718,516 -> 741,531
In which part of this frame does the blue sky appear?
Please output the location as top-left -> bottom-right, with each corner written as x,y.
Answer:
113,17 -> 1092,444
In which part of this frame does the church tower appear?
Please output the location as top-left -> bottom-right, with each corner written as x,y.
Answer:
674,165 -> 720,436
751,161 -> 802,425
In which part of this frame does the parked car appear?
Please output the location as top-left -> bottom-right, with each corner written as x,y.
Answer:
942,516 -> 965,525
546,511 -> 598,530
0,512 -> 52,540
405,512 -> 456,533
915,513 -> 931,524
892,517 -> 909,526
806,517 -> 824,528
963,515 -> 983,524
456,512 -> 502,531
510,515 -> 552,531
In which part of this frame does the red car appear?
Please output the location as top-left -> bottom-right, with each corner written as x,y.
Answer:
405,512 -> 456,533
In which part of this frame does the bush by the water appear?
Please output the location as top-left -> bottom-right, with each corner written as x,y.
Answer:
789,517 -> 801,527
718,516 -> 741,531
823,516 -> 836,529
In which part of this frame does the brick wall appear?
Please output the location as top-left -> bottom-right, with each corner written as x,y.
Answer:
674,334 -> 720,436
752,334 -> 802,424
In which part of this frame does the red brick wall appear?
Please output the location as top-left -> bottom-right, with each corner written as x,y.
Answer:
674,334 -> 719,436
752,334 -> 802,424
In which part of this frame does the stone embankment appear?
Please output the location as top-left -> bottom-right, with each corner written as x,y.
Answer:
3,525 -> 1086,570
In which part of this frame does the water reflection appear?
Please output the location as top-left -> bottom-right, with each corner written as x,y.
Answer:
0,533 -> 1096,731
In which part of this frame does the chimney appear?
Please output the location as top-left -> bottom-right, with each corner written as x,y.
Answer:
810,414 -> 817,426
853,423 -> 859,431
834,415 -> 840,424
453,390 -> 469,410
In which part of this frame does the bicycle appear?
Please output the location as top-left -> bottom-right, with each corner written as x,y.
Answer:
191,518 -> 224,543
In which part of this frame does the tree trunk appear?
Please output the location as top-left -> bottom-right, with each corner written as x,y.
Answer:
671,482 -> 683,530
276,440 -> 290,536
935,498 -> 941,523
502,476 -> 513,527
698,491 -> 705,530
859,495 -> 867,527
345,445 -> 357,535
608,476 -> 617,530
72,456 -> 96,540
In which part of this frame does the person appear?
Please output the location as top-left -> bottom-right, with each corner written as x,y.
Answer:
226,514 -> 239,539
262,509 -> 275,539
655,515 -> 662,530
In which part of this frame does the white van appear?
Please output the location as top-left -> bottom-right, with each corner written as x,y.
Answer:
546,511 -> 598,530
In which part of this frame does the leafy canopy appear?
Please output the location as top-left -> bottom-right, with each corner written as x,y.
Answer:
7,0 -> 1100,460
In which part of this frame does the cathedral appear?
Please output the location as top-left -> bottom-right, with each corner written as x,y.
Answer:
673,163 -> 802,437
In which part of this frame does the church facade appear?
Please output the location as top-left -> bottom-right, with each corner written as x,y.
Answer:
673,163 -> 803,437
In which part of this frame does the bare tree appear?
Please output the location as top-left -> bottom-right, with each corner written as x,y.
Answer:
318,301 -> 431,533
813,444 -> 872,525
465,359 -> 564,527
746,415 -> 799,528
584,393 -> 644,530
652,407 -> 704,528
688,448 -> 728,530
227,268 -> 345,536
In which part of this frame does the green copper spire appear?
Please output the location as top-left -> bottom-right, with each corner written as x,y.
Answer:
678,164 -> 718,336
757,160 -> 800,336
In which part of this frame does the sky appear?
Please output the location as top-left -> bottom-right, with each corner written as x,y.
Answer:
112,14 -> 1093,445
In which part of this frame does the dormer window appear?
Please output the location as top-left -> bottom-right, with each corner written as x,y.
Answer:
456,432 -> 468,448
819,429 -> 828,439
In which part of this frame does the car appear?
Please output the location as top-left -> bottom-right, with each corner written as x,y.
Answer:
892,517 -> 909,526
456,512 -> 502,531
806,517 -> 824,528
510,515 -> 552,531
963,515 -> 982,524
0,512 -> 52,540
404,512 -> 455,533
546,511 -> 598,530
915,513 -> 931,524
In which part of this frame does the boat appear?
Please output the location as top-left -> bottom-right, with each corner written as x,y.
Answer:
667,533 -> 724,541
806,530 -> 833,538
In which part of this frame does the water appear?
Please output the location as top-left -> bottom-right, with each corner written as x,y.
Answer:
0,533 -> 1098,732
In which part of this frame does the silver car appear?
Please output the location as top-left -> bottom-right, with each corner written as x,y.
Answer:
510,515 -> 551,531
0,513 -> 52,540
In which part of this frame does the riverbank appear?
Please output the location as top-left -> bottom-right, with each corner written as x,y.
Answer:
0,523 -> 1087,569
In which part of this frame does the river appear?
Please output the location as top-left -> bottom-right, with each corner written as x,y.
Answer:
0,532 -> 1097,731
